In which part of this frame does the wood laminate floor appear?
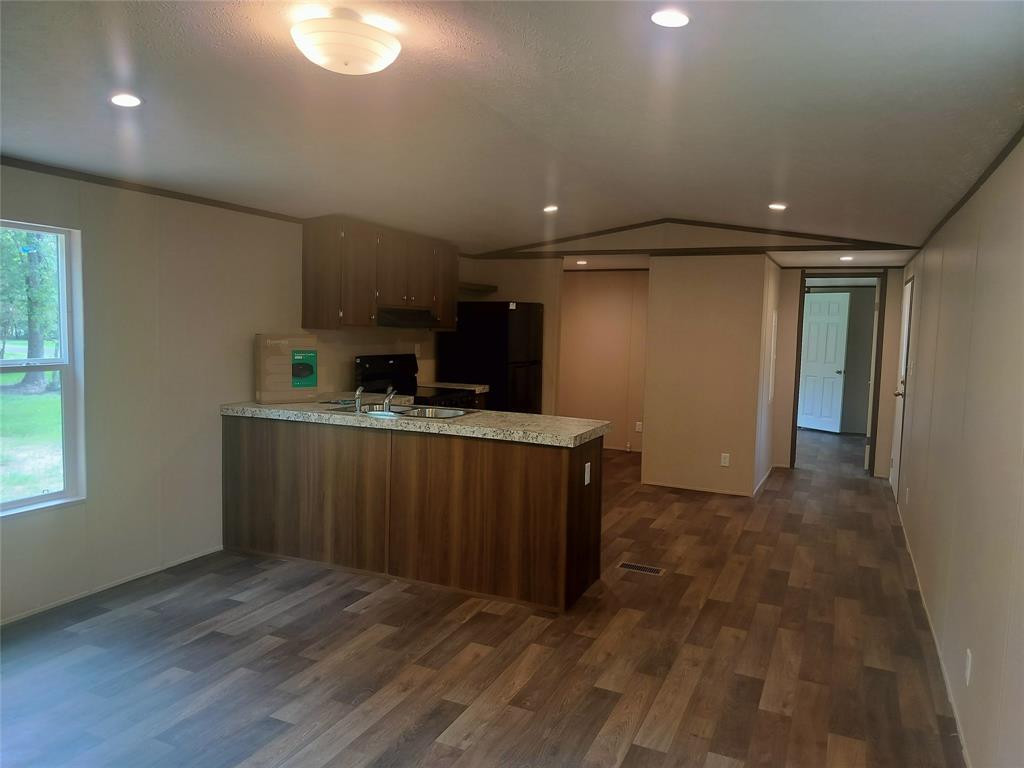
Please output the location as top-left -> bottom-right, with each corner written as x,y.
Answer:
1,444 -> 965,768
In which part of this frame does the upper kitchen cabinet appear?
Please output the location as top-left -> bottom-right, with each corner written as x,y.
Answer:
406,237 -> 437,310
375,227 -> 409,308
376,229 -> 437,310
435,244 -> 459,330
302,215 -> 377,328
301,214 -> 459,329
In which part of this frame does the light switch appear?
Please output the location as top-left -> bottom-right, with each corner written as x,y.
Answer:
720,453 -> 731,467
584,462 -> 591,485
635,421 -> 643,433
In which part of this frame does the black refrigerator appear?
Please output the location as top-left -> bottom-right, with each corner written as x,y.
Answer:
437,301 -> 543,413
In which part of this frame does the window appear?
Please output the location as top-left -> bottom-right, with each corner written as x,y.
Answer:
1,221 -> 84,513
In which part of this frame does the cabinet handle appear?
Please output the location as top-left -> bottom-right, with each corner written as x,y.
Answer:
375,289 -> 379,298
371,313 -> 376,320
410,296 -> 415,302
338,309 -> 343,319
403,295 -> 408,301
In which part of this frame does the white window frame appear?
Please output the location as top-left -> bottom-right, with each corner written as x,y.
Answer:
1,220 -> 85,515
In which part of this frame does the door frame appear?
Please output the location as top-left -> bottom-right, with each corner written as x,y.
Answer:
789,268 -> 889,471
891,275 -> 915,492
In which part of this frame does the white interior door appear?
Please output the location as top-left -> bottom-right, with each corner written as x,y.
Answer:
798,292 -> 850,432
890,278 -> 914,492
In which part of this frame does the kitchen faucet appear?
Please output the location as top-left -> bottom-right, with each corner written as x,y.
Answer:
354,386 -> 364,413
383,386 -> 396,412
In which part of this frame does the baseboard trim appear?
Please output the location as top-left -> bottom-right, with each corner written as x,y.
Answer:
0,546 -> 224,625
893,502 -> 973,768
752,468 -> 776,497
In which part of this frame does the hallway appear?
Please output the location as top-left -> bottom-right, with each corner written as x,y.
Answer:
1,451 -> 964,768
795,428 -> 870,478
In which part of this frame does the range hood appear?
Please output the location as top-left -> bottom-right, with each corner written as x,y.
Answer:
376,307 -> 439,329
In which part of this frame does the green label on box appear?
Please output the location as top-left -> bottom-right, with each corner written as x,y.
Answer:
291,349 -> 318,388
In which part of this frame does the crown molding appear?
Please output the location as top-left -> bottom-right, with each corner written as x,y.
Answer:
469,216 -> 917,259
1,155 -> 303,224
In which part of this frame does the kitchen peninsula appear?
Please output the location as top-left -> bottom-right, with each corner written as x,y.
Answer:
221,401 -> 611,611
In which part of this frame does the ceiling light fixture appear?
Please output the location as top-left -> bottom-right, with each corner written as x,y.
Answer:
651,9 -> 690,27
768,202 -> 787,211
361,13 -> 402,34
543,205 -> 559,213
840,256 -> 854,261
110,93 -> 142,108
291,13 -> 401,75
576,260 -> 588,265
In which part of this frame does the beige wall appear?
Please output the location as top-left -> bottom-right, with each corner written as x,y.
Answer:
755,260 -> 781,490
772,268 -> 903,476
0,167 -> 436,622
557,270 -> 648,451
895,141 -> 1023,768
0,166 -> 299,621
643,254 -> 768,496
458,257 -> 563,414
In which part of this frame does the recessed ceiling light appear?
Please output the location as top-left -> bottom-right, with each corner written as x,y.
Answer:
768,202 -> 787,211
651,9 -> 690,27
840,256 -> 854,261
576,260 -> 588,265
110,93 -> 142,108
543,205 -> 559,213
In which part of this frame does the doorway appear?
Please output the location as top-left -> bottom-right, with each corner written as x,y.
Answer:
793,274 -> 884,472
889,277 -> 914,494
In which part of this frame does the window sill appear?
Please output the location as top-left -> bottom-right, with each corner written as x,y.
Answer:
1,495 -> 86,518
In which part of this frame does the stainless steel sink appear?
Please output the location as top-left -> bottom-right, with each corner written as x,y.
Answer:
328,404 -> 413,417
327,403 -> 469,420
405,407 -> 470,419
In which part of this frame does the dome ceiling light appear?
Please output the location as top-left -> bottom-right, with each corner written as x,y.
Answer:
291,11 -> 401,75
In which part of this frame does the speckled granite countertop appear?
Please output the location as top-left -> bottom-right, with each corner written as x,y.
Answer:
221,398 -> 609,448
419,381 -> 491,394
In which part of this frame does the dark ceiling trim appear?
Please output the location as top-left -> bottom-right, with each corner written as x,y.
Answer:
918,119 -> 1024,251
470,215 -> 917,258
467,243 -> 916,259
0,155 -> 304,224
660,217 -> 915,250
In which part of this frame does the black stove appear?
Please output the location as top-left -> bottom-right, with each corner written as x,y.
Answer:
354,354 -> 475,408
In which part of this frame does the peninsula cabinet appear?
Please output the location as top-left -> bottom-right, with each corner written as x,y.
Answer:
222,413 -> 606,611
301,214 -> 456,329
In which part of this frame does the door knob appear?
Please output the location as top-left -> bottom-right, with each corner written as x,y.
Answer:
894,391 -> 904,397
835,369 -> 844,375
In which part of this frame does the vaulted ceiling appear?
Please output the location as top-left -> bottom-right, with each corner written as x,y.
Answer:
2,1 -> 1022,254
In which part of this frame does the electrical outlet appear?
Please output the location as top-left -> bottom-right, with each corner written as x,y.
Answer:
635,421 -> 643,433
720,453 -> 731,467
965,648 -> 972,687
584,462 -> 591,486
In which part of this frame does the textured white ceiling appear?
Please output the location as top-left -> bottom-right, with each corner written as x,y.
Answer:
2,1 -> 1022,254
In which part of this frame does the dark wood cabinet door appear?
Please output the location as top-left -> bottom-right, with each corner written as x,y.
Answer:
406,237 -> 437,310
223,417 -> 388,572
301,216 -> 343,330
435,243 -> 459,328
340,217 -> 378,326
375,228 -> 408,307
388,432 -> 568,609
